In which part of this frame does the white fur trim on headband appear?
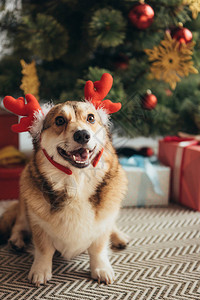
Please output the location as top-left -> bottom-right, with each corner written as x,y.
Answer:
29,102 -> 54,140
84,98 -> 110,126
97,107 -> 110,126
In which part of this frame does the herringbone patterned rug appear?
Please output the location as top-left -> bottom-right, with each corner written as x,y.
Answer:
0,204 -> 200,300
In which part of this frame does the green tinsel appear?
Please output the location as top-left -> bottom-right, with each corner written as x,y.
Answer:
89,8 -> 126,48
19,14 -> 69,61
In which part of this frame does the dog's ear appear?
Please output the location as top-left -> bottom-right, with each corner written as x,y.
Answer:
29,103 -> 54,141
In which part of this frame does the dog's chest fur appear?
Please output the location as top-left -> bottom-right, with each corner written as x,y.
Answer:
31,197 -> 116,260
27,155 -> 117,260
31,201 -> 92,259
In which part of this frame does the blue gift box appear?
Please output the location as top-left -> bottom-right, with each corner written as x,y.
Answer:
120,156 -> 170,207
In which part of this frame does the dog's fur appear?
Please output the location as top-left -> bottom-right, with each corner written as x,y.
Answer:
0,100 -> 128,286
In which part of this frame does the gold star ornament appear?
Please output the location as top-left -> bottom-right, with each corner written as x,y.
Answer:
144,32 -> 198,90
183,0 -> 200,19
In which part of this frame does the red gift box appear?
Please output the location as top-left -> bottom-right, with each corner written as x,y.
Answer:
0,108 -> 19,148
0,108 -> 24,200
0,166 -> 24,200
158,137 -> 200,211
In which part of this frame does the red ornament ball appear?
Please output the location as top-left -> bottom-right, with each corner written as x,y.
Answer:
114,54 -> 129,70
140,147 -> 154,157
115,61 -> 129,70
142,91 -> 157,110
171,27 -> 192,44
145,147 -> 154,157
129,3 -> 154,30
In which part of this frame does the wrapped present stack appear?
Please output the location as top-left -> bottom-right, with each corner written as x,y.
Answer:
118,146 -> 170,207
0,108 -> 26,200
158,136 -> 200,212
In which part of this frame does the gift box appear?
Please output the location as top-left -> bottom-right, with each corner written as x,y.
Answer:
0,108 -> 19,149
0,166 -> 24,200
120,156 -> 170,207
158,137 -> 200,211
0,108 -> 24,200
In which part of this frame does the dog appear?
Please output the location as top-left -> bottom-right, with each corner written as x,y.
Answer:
0,98 -> 128,286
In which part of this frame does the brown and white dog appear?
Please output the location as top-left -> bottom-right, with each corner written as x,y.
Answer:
0,99 -> 128,286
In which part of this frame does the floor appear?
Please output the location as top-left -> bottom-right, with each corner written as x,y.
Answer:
0,203 -> 200,300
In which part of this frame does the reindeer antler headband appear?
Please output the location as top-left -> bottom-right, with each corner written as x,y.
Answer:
3,94 -> 42,133
84,73 -> 121,114
3,73 -> 121,133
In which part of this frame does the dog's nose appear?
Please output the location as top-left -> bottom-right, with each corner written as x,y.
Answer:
73,130 -> 91,144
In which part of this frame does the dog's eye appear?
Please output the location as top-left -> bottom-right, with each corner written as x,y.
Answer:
55,116 -> 65,126
87,114 -> 95,124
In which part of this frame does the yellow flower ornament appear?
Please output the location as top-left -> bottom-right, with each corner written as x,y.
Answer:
20,60 -> 40,100
183,0 -> 200,19
144,32 -> 198,90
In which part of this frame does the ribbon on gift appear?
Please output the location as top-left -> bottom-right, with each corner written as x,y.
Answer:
164,136 -> 194,142
163,136 -> 199,201
170,139 -> 198,201
119,155 -> 163,196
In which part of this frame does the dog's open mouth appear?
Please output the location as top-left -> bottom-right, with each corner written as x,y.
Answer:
57,146 -> 95,168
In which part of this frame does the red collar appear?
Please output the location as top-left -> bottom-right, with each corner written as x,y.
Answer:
42,148 -> 104,175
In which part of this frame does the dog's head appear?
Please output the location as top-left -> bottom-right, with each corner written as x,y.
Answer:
31,101 -> 109,170
3,73 -> 121,172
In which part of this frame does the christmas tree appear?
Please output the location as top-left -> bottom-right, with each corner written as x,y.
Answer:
1,0 -> 200,137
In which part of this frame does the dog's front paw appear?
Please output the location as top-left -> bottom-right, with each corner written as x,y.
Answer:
28,265 -> 52,287
91,264 -> 115,284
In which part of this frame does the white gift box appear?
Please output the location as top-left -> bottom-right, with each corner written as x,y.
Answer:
122,164 -> 170,207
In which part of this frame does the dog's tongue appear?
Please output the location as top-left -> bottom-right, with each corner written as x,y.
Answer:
73,148 -> 88,161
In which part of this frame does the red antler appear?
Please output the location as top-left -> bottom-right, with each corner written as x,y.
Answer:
84,73 -> 121,114
3,94 -> 42,133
